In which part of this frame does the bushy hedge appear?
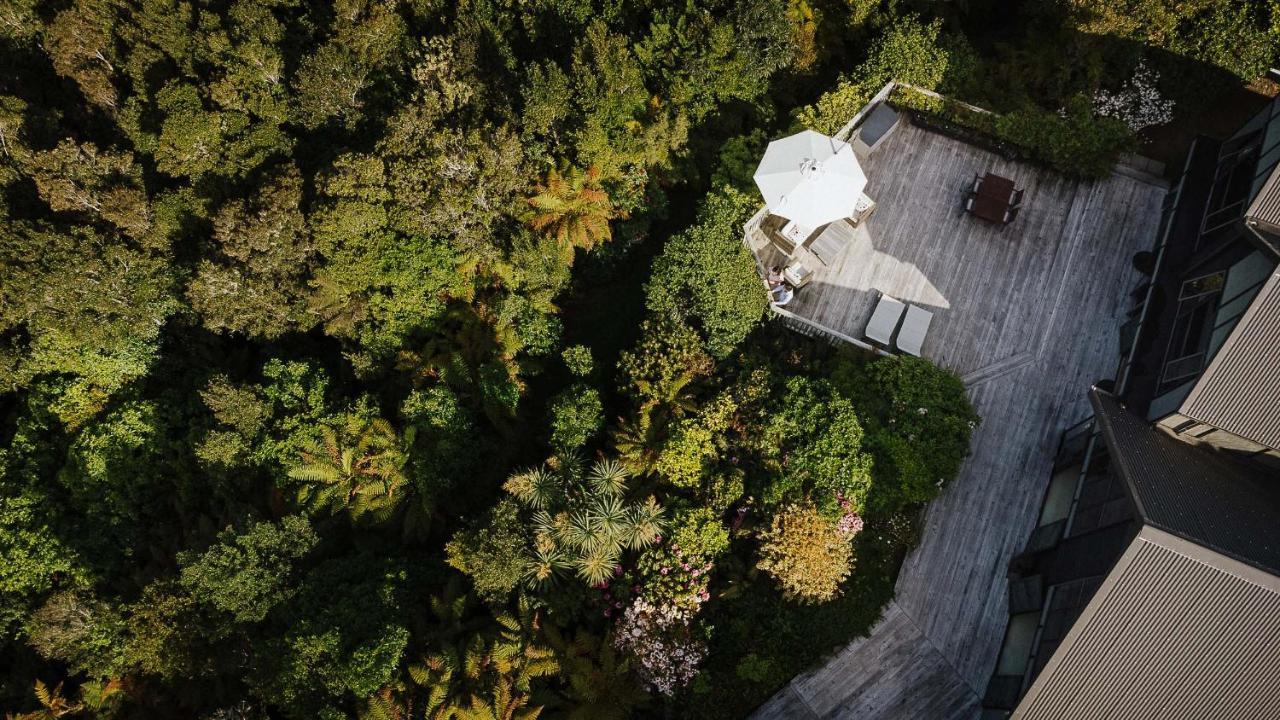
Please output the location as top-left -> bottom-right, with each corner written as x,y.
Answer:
547,383 -> 604,450
835,354 -> 979,514
645,186 -> 766,359
796,17 -> 949,134
890,86 -> 1135,179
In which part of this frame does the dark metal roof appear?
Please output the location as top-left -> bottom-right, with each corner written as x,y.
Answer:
1013,526 -> 1280,720
1179,268 -> 1280,450
1091,390 -> 1280,576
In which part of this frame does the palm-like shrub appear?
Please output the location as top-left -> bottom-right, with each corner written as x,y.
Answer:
287,414 -> 409,519
542,625 -> 648,720
506,457 -> 664,586
7,678 -> 120,720
525,166 -> 613,256
407,596 -> 558,720
615,320 -> 715,474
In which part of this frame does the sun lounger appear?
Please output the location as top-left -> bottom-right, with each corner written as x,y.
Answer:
896,304 -> 933,356
865,293 -> 906,346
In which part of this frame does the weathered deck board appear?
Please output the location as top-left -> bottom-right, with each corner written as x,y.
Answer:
749,121 -> 1166,719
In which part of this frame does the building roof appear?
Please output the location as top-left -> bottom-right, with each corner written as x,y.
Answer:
1091,390 -> 1280,576
1246,159 -> 1280,258
1179,268 -> 1280,451
1013,526 -> 1280,720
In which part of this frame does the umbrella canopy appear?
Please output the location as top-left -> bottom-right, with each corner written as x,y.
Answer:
753,130 -> 868,229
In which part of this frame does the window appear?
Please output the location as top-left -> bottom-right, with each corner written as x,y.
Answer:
994,612 -> 1040,678
1179,271 -> 1225,300
1160,289 -> 1220,387
1038,467 -> 1079,527
1199,138 -> 1260,248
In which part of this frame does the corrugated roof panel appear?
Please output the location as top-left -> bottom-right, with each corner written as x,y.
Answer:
1247,161 -> 1280,232
1014,530 -> 1280,720
1180,269 -> 1280,450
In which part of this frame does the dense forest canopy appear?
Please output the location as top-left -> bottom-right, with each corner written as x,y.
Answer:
0,0 -> 1275,718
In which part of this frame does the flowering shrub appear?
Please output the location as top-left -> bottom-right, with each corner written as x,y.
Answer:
637,544 -> 713,614
613,597 -> 707,695
591,540 -> 714,617
756,502 -> 854,603
1093,62 -> 1175,132
835,493 -> 865,538
837,512 -> 865,537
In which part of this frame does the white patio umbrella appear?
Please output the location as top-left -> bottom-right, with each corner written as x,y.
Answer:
753,130 -> 868,229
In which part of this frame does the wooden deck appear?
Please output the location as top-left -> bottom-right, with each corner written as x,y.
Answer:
750,121 -> 1167,719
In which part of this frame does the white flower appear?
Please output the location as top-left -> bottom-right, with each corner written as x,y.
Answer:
1093,61 -> 1174,132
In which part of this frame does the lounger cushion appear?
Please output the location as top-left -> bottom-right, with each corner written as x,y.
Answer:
865,294 -> 907,345
896,304 -> 934,356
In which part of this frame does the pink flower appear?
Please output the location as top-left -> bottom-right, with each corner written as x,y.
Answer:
614,565 -> 624,576
691,568 -> 701,577
603,609 -> 612,617
681,563 -> 690,571
660,567 -> 669,575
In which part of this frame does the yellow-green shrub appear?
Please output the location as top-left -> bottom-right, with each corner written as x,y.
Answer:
756,503 -> 853,604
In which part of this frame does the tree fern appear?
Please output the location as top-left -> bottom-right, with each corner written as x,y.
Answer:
361,686 -> 409,720
286,412 -> 409,519
525,166 -> 613,257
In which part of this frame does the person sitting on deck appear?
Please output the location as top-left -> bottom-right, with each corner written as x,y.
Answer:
766,265 -> 784,289
770,282 -> 795,307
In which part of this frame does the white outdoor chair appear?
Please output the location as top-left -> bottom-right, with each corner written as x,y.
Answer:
780,219 -> 814,247
896,304 -> 934,356
864,292 -> 906,346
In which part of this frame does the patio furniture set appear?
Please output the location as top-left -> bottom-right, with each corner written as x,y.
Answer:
752,122 -> 1033,359
965,171 -> 1024,224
